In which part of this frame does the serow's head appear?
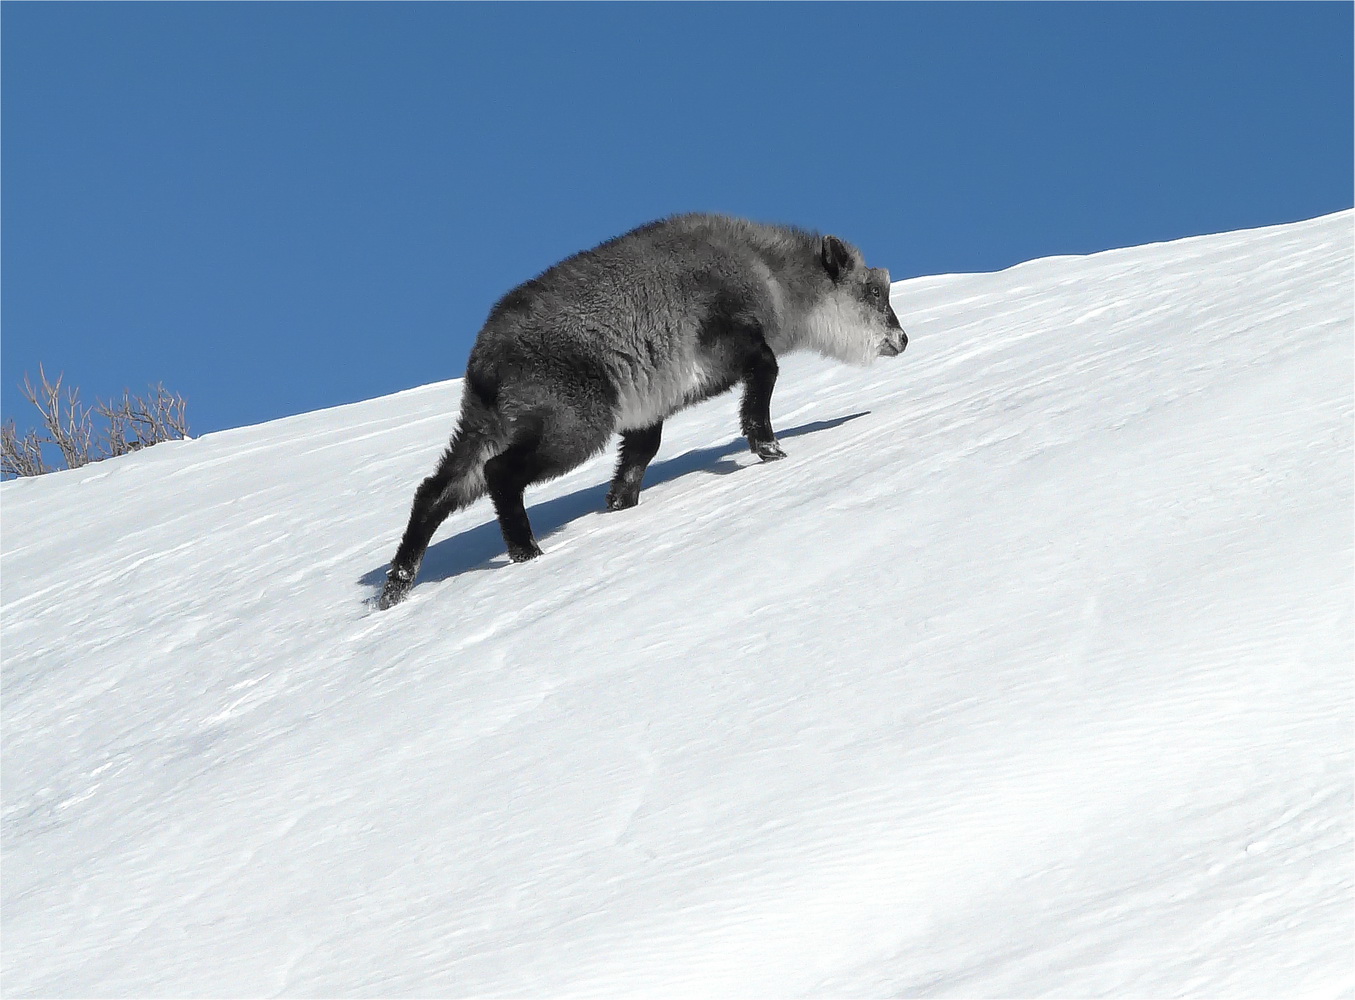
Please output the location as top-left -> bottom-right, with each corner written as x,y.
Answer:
812,234 -> 908,365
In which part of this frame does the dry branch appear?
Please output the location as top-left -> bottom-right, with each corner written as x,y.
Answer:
2,367 -> 190,478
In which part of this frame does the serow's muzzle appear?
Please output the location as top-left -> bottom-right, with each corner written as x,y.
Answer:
879,329 -> 908,357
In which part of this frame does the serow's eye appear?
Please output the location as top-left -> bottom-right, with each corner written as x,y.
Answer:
869,285 -> 881,299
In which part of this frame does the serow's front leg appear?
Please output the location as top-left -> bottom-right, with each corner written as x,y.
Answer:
606,421 -> 663,511
741,343 -> 785,461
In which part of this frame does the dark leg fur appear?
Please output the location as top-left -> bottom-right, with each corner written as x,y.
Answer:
484,426 -> 548,562
740,342 -> 785,460
481,399 -> 615,561
697,305 -> 785,462
379,430 -> 489,609
606,422 -> 663,511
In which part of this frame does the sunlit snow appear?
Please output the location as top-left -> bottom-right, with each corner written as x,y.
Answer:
3,212 -> 1352,998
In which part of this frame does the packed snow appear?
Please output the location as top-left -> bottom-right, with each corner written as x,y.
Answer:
3,212 -> 1352,998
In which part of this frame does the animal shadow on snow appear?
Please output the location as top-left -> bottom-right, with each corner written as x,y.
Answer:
360,411 -> 869,594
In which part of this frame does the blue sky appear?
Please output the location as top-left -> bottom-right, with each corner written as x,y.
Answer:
4,2 -> 1351,438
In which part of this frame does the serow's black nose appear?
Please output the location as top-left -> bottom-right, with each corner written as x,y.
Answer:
879,331 -> 907,358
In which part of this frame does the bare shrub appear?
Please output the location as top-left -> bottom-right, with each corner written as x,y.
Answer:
1,421 -> 50,478
1,366 -> 190,479
96,383 -> 190,458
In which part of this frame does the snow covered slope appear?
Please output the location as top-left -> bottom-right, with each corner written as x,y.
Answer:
3,212 -> 1352,998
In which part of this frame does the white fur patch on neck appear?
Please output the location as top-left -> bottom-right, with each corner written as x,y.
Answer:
802,297 -> 880,367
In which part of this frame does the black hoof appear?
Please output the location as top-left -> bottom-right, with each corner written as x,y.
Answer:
507,541 -> 543,563
377,568 -> 414,610
606,490 -> 639,511
754,440 -> 787,461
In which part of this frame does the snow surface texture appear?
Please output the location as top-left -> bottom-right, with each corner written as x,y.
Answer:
3,213 -> 1352,999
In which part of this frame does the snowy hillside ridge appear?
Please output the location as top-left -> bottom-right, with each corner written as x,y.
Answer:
3,212 -> 1351,998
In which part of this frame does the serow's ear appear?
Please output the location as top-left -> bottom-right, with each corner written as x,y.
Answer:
822,235 -> 853,281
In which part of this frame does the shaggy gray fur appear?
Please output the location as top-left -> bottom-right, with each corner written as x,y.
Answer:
378,213 -> 906,609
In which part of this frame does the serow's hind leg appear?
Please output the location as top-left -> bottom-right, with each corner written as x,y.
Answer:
606,421 -> 663,511
740,342 -> 785,461
379,433 -> 487,610
484,434 -> 548,562
482,389 -> 615,562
